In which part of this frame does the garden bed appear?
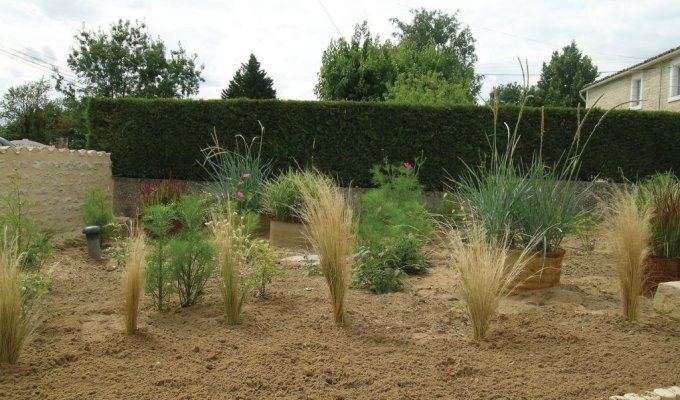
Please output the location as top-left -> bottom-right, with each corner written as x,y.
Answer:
0,232 -> 679,399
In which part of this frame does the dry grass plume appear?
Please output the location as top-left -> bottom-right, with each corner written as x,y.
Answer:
602,187 -> 652,320
448,222 -> 536,340
211,209 -> 250,325
122,232 -> 146,334
296,172 -> 354,325
0,236 -> 29,364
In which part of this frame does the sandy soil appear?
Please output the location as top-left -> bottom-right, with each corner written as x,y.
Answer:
1,232 -> 679,400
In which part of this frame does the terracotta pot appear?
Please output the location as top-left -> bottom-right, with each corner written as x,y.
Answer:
253,214 -> 272,238
269,219 -> 310,248
506,249 -> 565,292
642,256 -> 680,297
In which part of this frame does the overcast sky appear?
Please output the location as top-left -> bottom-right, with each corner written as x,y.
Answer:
0,0 -> 678,102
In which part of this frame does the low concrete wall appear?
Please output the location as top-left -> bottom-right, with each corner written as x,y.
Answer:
0,147 -> 113,233
112,177 -> 619,218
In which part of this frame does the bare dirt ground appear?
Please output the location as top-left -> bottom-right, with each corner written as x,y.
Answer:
1,232 -> 679,400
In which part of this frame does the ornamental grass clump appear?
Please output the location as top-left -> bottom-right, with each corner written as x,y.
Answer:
296,172 -> 354,324
122,231 -> 146,334
201,123 -> 272,212
0,236 -> 29,364
261,169 -> 318,223
211,208 -> 252,325
602,187 -> 652,321
639,172 -> 680,258
448,222 -> 536,340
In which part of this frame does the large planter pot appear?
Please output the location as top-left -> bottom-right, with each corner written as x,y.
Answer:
269,219 -> 310,248
253,214 -> 272,238
506,249 -> 565,292
643,256 -> 680,297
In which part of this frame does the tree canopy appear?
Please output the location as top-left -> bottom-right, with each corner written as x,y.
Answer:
221,54 -> 276,99
314,22 -> 396,101
0,77 -> 62,142
489,82 -> 527,106
55,19 -> 204,99
534,41 -> 598,107
315,8 -> 480,104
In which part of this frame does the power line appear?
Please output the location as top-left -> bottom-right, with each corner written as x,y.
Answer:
317,0 -> 344,37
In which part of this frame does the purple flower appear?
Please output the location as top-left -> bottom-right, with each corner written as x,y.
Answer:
241,172 -> 251,179
403,162 -> 414,170
237,191 -> 245,199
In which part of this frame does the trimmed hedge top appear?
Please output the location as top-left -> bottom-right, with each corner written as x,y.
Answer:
87,98 -> 680,190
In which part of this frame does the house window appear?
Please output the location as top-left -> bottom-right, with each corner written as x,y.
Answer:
630,73 -> 642,110
669,58 -> 680,102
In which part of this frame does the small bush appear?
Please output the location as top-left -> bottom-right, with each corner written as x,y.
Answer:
301,254 -> 321,277
247,240 -> 284,298
352,245 -> 407,294
143,204 -> 175,311
82,186 -> 115,242
359,159 -> 432,247
0,182 -> 52,271
168,193 -> 215,307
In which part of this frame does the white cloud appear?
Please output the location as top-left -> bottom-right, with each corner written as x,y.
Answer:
0,0 -> 678,102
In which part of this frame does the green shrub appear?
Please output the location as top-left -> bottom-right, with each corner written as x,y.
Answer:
82,186 -> 115,242
351,245 -> 407,294
0,182 -> 52,271
168,194 -> 215,307
247,240 -> 284,298
359,159 -> 432,247
143,204 -> 175,311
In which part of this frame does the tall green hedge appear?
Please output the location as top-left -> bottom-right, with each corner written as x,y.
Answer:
87,98 -> 680,190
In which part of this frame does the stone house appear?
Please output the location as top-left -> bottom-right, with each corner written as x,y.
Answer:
581,45 -> 680,111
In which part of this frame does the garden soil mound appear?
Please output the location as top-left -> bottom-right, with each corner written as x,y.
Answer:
1,232 -> 679,399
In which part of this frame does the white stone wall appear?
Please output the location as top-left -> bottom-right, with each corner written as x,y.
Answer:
0,147 -> 113,233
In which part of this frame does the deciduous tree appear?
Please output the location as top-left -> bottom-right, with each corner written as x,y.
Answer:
55,19 -> 204,99
315,22 -> 396,101
534,41 -> 598,107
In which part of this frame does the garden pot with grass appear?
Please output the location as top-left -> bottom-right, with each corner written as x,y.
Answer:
639,173 -> 680,296
506,249 -> 566,292
261,169 -> 313,248
642,256 -> 680,296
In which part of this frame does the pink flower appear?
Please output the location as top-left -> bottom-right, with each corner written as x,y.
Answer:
241,172 -> 251,179
403,162 -> 413,170
237,191 -> 245,199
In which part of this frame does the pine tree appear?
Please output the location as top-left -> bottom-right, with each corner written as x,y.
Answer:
221,54 -> 276,99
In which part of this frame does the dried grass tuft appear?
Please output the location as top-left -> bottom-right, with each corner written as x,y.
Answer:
448,222 -> 535,340
0,236 -> 28,364
122,231 -> 146,334
211,209 -> 250,326
296,172 -> 354,325
602,187 -> 652,321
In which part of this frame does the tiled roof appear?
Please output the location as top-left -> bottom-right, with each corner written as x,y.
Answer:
583,45 -> 680,90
